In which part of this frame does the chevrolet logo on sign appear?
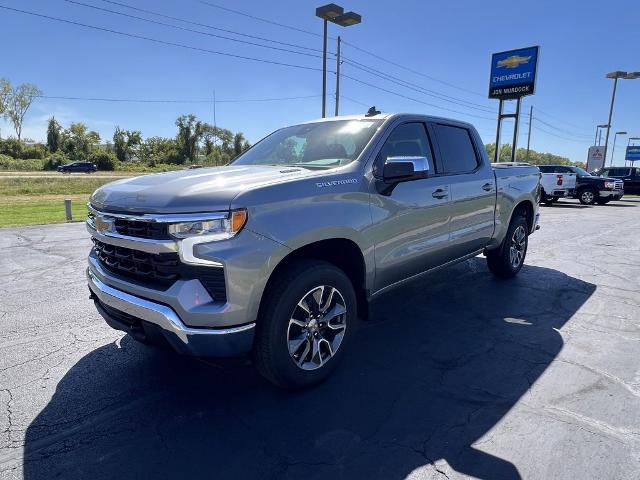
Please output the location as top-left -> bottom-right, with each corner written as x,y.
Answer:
94,215 -> 115,234
497,55 -> 532,69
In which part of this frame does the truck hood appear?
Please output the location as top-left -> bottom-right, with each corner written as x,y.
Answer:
90,165 -> 314,213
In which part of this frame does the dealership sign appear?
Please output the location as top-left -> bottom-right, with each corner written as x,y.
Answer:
626,146 -> 640,162
586,146 -> 606,172
489,46 -> 540,99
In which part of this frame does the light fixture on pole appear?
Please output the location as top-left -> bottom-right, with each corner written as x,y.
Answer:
610,131 -> 627,166
603,71 -> 639,163
595,124 -> 609,146
316,3 -> 361,118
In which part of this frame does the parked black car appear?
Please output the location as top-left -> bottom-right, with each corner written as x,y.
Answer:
592,166 -> 640,195
57,162 -> 97,173
537,165 -> 623,205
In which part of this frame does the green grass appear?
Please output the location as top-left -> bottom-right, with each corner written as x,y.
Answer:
0,176 -> 121,196
0,198 -> 89,228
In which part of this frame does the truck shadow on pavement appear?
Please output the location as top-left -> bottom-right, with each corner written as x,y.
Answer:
23,259 -> 596,480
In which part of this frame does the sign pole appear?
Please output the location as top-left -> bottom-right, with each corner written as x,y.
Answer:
494,100 -> 504,163
511,97 -> 521,163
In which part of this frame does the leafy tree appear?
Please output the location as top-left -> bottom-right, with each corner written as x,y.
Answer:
0,78 -> 11,117
61,122 -> 101,160
89,149 -> 117,171
139,136 -> 181,165
175,114 -> 204,163
233,132 -> 245,157
113,126 -> 142,162
5,83 -> 42,141
46,117 -> 62,153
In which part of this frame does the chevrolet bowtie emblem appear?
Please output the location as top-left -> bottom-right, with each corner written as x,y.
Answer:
497,55 -> 532,69
94,215 -> 115,234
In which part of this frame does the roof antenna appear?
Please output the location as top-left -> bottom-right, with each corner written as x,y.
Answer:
365,106 -> 381,117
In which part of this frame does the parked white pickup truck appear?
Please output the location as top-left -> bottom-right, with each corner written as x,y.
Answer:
539,171 -> 577,205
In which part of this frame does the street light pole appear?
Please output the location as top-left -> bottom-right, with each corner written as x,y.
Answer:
526,105 -> 533,161
603,73 -> 621,164
610,131 -> 627,167
321,19 -> 328,118
335,36 -> 341,116
316,4 -> 361,118
603,71 -> 640,164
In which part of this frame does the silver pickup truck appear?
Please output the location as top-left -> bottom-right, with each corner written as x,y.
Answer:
86,112 -> 541,388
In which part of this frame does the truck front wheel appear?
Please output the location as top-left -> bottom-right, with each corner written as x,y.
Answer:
254,260 -> 356,389
578,188 -> 597,205
486,214 -> 528,278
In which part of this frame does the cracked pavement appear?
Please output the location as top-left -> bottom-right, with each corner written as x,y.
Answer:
0,198 -> 639,479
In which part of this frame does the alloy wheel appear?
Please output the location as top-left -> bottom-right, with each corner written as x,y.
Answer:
287,285 -> 347,371
509,225 -> 527,269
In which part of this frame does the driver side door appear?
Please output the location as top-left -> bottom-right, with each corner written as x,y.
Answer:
369,122 -> 453,292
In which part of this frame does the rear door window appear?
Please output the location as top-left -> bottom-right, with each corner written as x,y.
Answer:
431,124 -> 479,174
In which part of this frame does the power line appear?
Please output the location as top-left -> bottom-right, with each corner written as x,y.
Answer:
340,39 -> 486,99
92,0 -> 323,54
195,0 -> 489,101
532,116 -> 592,139
341,56 -> 495,113
197,0 -> 323,39
34,94 -> 323,103
340,73 -> 495,122
0,4 -> 323,72
63,0 -> 320,59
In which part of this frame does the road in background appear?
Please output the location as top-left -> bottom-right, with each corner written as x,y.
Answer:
1,199 -> 639,479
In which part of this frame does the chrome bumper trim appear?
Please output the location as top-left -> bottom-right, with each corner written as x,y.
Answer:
86,219 -> 178,254
87,269 -> 255,343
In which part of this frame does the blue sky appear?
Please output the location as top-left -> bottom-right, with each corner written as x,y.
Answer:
1,0 -> 639,164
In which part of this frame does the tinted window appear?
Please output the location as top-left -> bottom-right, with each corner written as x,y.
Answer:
432,124 -> 479,174
607,168 -> 631,177
376,122 -> 432,173
537,165 -> 552,173
554,166 -> 571,173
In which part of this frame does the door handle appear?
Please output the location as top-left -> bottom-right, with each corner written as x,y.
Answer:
482,182 -> 494,191
432,188 -> 448,199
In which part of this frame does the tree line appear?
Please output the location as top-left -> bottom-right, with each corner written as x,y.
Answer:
1,77 -> 251,171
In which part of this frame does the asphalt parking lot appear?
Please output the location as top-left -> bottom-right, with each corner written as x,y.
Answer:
1,197 -> 639,480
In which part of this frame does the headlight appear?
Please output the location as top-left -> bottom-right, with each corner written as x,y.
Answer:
604,181 -> 615,189
168,210 -> 247,241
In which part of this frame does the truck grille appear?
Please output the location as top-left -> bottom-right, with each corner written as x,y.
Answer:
92,238 -> 226,302
614,180 -> 624,191
114,218 -> 170,240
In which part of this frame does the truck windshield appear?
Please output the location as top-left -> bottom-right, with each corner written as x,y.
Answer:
231,119 -> 383,169
572,167 -> 592,177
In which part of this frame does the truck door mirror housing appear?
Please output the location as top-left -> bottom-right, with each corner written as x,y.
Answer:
382,156 -> 430,182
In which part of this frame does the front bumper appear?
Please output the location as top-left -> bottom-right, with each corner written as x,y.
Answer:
88,269 -> 255,357
599,190 -> 624,199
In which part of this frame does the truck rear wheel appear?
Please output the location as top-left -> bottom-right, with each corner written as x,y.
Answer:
254,259 -> 356,389
486,214 -> 528,278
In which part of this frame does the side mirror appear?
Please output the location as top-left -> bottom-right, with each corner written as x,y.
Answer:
382,156 -> 430,182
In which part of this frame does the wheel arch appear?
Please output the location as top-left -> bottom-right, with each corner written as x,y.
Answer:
258,238 -> 370,322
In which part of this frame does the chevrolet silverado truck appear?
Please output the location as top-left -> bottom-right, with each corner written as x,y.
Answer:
86,113 -> 541,388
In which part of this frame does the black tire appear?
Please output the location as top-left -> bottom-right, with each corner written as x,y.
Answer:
596,198 -> 610,205
486,214 -> 528,278
254,259 -> 357,389
578,188 -> 597,205
540,190 -> 553,205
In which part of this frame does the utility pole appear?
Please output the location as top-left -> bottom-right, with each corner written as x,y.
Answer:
526,105 -> 533,161
334,36 -> 341,116
321,19 -> 328,118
